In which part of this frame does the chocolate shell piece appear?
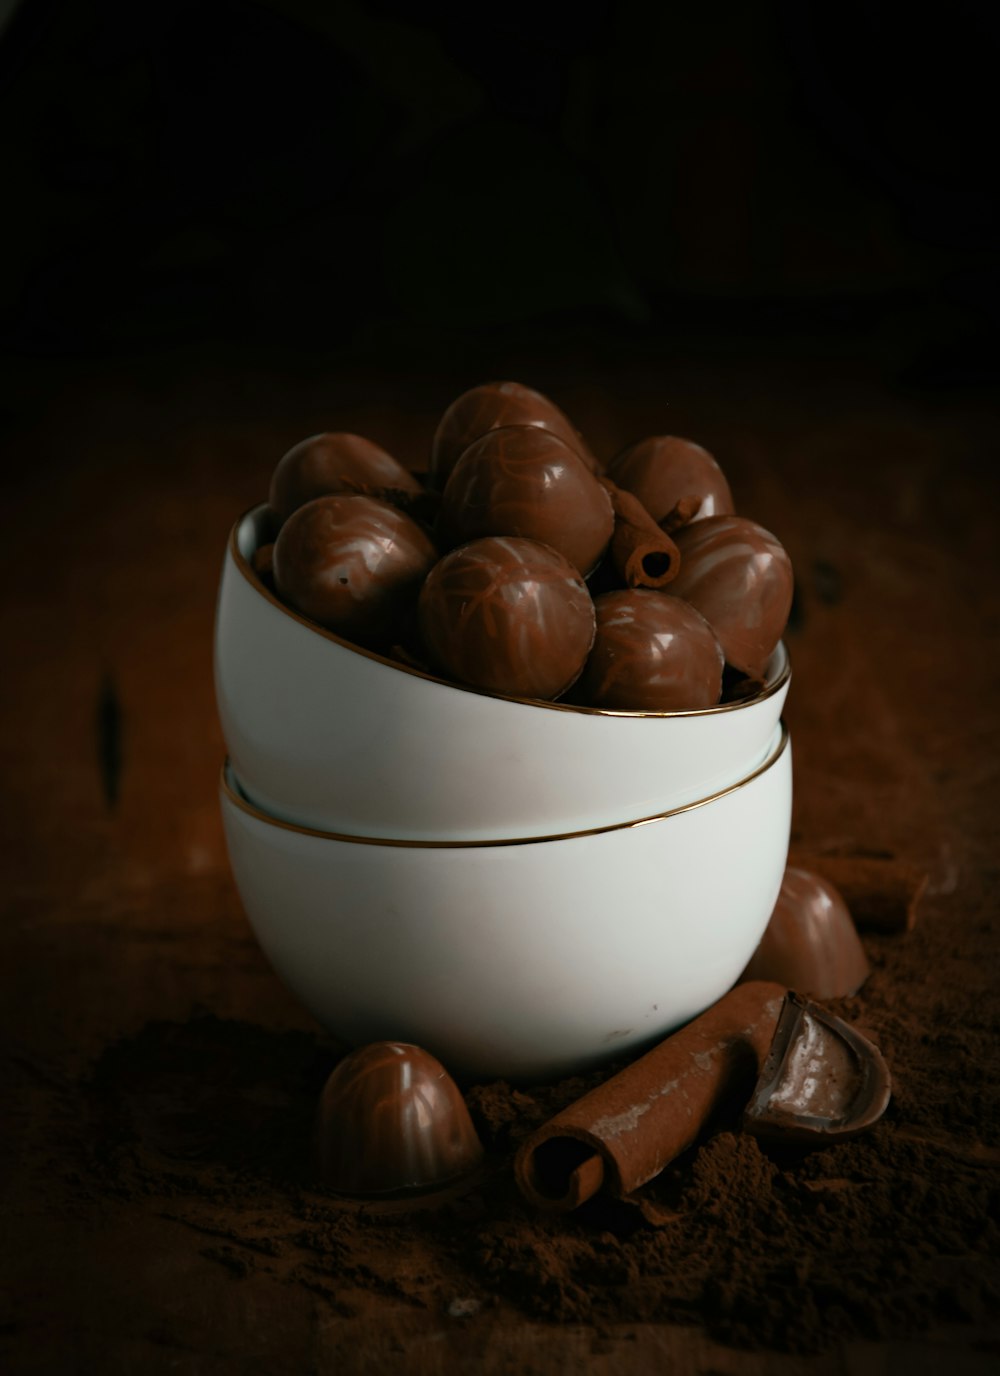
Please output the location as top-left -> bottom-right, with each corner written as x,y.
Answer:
270,432 -> 423,523
576,589 -> 724,712
418,536 -> 596,700
440,425 -> 614,576
607,435 -> 734,530
273,494 -> 437,642
430,380 -> 599,487
740,867 -> 871,999
316,1042 -> 484,1195
669,515 -> 794,679
743,993 -> 891,1144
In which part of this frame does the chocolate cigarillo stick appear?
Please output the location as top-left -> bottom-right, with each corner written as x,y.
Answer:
787,853 -> 928,933
599,479 -> 682,590
515,982 -> 786,1213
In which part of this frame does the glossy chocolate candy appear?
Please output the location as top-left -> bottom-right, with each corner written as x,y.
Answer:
273,494 -> 437,642
607,435 -> 734,531
576,589 -> 724,712
316,1042 -> 483,1195
418,536 -> 596,700
440,425 -> 614,576
430,380 -> 599,488
269,432 -> 424,523
740,867 -> 871,999
744,993 -> 891,1144
668,515 -> 793,679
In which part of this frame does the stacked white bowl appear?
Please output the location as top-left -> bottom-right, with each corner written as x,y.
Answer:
216,504 -> 793,1080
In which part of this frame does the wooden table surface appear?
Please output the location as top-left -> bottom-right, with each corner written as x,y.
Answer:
2,333 -> 998,1373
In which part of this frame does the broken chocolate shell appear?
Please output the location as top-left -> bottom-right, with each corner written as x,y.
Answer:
743,993 -> 891,1144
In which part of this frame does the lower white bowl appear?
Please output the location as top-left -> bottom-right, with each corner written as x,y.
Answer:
221,724 -> 792,1081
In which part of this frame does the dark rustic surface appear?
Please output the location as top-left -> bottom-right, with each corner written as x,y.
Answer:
2,332 -> 999,1373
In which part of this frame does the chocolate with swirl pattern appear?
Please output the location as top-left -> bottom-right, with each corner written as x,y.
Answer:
418,536 -> 596,700
668,515 -> 793,679
430,380 -> 600,488
608,435 -> 735,531
439,425 -> 614,576
270,432 -> 424,523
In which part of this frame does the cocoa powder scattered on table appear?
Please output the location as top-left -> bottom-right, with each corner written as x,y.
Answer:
82,887 -> 1000,1354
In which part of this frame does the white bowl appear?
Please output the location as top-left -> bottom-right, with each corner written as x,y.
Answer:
220,723 -> 792,1081
215,506 -> 791,841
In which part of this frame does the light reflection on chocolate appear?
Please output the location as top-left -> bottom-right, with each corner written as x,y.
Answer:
576,589 -> 724,711
430,381 -> 599,488
607,435 -> 734,530
418,536 -> 596,700
740,867 -> 870,998
270,432 -> 423,522
273,494 -> 437,642
316,1042 -> 483,1195
440,425 -> 614,576
668,515 -> 794,678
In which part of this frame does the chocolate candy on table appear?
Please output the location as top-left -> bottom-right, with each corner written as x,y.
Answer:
576,589 -> 724,712
418,536 -> 596,700
316,1042 -> 483,1195
273,494 -> 437,642
744,992 -> 892,1144
430,380 -> 599,488
440,425 -> 614,577
607,435 -> 734,531
269,432 -> 424,523
740,866 -> 871,999
668,515 -> 794,679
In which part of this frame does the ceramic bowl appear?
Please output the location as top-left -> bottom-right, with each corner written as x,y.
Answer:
220,723 -> 792,1081
215,506 -> 791,841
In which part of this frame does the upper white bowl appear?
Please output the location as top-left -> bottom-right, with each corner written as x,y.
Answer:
215,505 -> 791,841
221,723 -> 791,1082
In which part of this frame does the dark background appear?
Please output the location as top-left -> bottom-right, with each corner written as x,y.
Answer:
1,0 -> 998,385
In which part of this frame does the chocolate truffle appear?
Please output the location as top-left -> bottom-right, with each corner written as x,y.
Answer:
740,867 -> 871,999
668,515 -> 793,678
608,436 -> 734,530
269,432 -> 423,523
316,1042 -> 483,1195
440,425 -> 614,576
273,494 -> 437,642
576,590 -> 724,712
430,380 -> 599,487
418,536 -> 596,700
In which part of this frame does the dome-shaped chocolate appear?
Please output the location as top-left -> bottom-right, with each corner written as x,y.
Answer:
607,435 -> 734,530
740,867 -> 871,999
270,433 -> 423,523
440,425 -> 614,576
418,537 -> 596,700
273,494 -> 437,642
668,515 -> 793,678
316,1042 -> 484,1195
430,380 -> 599,487
576,590 -> 724,712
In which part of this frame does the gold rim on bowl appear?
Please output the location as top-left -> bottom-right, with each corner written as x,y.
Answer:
221,721 -> 790,849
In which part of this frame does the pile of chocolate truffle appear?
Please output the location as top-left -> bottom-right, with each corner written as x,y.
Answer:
254,381 -> 794,712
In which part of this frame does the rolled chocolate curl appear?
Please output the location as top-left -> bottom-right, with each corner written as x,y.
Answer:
599,479 -> 681,590
787,853 -> 928,933
515,982 -> 785,1213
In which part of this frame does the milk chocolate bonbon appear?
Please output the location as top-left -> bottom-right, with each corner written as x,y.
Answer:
740,866 -> 870,998
430,380 -> 599,488
418,536 -> 596,700
273,494 -> 437,641
576,589 -> 724,712
608,435 -> 734,531
316,1042 -> 483,1195
270,432 -> 423,523
440,425 -> 614,576
669,515 -> 794,678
